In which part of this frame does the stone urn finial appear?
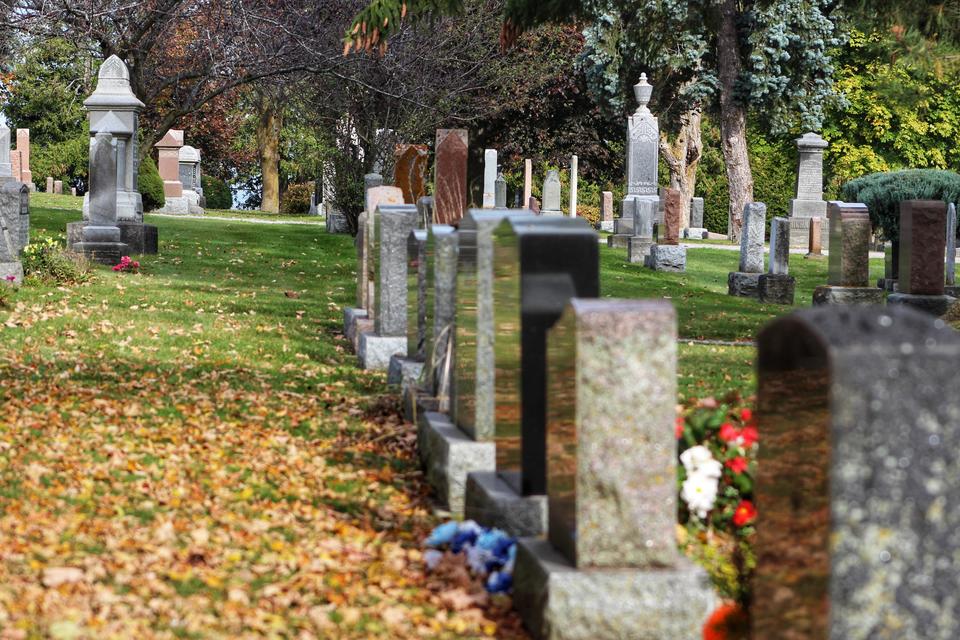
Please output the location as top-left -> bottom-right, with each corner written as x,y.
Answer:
634,73 -> 653,109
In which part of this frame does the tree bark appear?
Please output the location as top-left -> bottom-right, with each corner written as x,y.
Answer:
256,94 -> 282,213
660,109 -> 703,229
716,0 -> 753,242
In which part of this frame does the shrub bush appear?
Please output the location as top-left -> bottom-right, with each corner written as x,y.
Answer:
31,133 -> 89,193
22,234 -> 91,284
840,169 -> 960,241
280,182 -> 313,215
201,175 -> 233,210
138,156 -> 165,212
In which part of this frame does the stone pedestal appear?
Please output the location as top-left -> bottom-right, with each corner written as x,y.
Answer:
683,227 -> 708,239
69,221 -> 157,255
728,272 -> 761,299
418,412 -> 496,516
887,293 -> 956,316
464,472 -> 547,537
325,210 -> 350,234
627,236 -> 652,263
758,273 -> 795,305
813,285 -> 885,306
386,356 -> 424,388
357,333 -> 406,371
606,234 -> 630,249
645,244 -> 686,272
513,539 -> 716,640
342,307 -> 367,350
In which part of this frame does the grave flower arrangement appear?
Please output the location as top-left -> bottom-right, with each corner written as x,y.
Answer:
676,394 -> 757,616
423,521 -> 516,594
112,255 -> 140,273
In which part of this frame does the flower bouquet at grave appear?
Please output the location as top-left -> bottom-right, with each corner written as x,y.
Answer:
676,393 -> 757,633
112,256 -> 141,273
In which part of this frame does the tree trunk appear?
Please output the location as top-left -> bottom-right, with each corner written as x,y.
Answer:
716,0 -> 753,242
660,109 -> 703,229
256,95 -> 282,213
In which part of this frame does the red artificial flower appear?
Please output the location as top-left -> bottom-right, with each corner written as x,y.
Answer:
739,408 -> 753,423
719,423 -> 739,443
732,500 -> 757,527
703,603 -> 748,640
725,457 -> 748,474
676,416 -> 686,439
740,426 -> 759,447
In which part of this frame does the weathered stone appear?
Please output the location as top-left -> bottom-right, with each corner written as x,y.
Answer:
453,209 -> 532,442
154,129 -> 189,214
542,170 -> 562,214
495,172 -> 507,209
827,201 -> 871,287
601,192 -> 613,222
358,333 -> 406,371
514,538 -> 716,640
423,225 -> 458,405
434,129 -> 468,225
352,317 -> 374,352
482,149 -> 497,209
464,472 -> 547,537
0,260 -> 22,286
758,273 -> 795,305
646,244 -> 686,272
0,126 -> 11,178
627,236 -> 653,263
788,132 -> 828,250
386,356 -> 424,387
394,144 -> 429,205
13,129 -> 30,187
546,299 -> 678,568
529,197 -> 540,214
946,203 -> 957,286
360,186 -> 404,313
46,176 -> 53,193
661,189 -> 682,245
342,307 -> 368,347
606,234 -> 629,249
523,160 -> 533,211
492,217 -> 599,496
899,199 -> 947,295
0,183 -> 22,285
728,272 -> 762,299
768,217 -> 791,275
364,173 -> 383,191
808,216 -> 823,256
418,412 -> 496,516
416,196 -> 434,228
690,197 -> 704,228
73,131 -> 130,265
626,74 -> 658,197
812,285 -> 885,306
739,203 -> 766,273
374,205 -> 419,337
754,306 -> 960,639
407,229 -> 428,360
887,292 -> 956,316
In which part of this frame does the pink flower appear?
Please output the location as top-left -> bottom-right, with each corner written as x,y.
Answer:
4,275 -> 14,282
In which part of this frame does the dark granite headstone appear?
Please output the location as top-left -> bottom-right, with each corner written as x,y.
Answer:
434,129 -> 468,225
662,188 -> 682,245
899,199 -> 947,295
492,216 -> 599,496
406,229 -> 428,360
754,305 -> 960,638
827,201 -> 871,287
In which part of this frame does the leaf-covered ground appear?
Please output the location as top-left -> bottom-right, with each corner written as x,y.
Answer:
0,201 -> 527,638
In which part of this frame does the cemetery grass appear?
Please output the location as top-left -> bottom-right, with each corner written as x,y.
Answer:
0,206 -> 527,638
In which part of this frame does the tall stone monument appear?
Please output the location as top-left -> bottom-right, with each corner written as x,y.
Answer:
482,149 -> 497,209
179,145 -> 204,214
788,132 -> 829,250
434,129 -> 468,225
513,299 -> 716,640
611,74 -> 660,246
568,155 -> 578,218
13,129 -> 31,189
154,129 -> 188,214
73,132 -> 131,264
754,305 -> 960,639
73,55 -> 157,254
0,126 -> 11,178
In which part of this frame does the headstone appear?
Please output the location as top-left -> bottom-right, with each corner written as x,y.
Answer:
0,126 -> 11,178
807,216 -> 823,256
73,132 -> 130,264
754,305 -> 960,639
728,202 -> 766,298
482,149 -> 497,209
416,195 -> 434,229
491,216 -> 599,497
14,129 -> 31,187
394,144 -> 429,205
46,177 -> 54,193
53,180 -> 62,195
528,197 -> 540,214
685,197 -> 708,239
0,184 -> 23,285
513,299 -> 716,640
359,185 -> 404,314
523,159 -> 533,211
946,203 -> 957,287
178,145 -> 204,215
627,198 -> 656,264
788,132 -> 829,250
365,173 -> 384,191
614,74 -> 659,241
568,155 -> 578,218
813,201 -> 884,306
434,129 -> 468,225
601,192 -> 613,221
494,172 -> 507,208
154,129 -> 188,214
889,200 -> 955,315
423,225 -> 459,404
541,170 -> 562,215
661,188 -> 682,245
70,187 -> 76,197
758,217 -> 795,304
406,229 -> 429,361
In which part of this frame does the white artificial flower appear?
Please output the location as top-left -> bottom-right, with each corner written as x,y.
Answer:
681,473 -> 719,519
680,445 -> 723,479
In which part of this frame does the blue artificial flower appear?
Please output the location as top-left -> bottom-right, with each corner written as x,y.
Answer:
485,571 -> 513,594
425,521 -> 459,547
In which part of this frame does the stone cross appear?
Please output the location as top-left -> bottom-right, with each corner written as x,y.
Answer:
827,201 -> 871,287
662,189 -> 682,245
739,203 -> 766,273
626,74 -> 658,197
601,192 -> 613,222
523,159 -> 532,212
492,216 -> 599,496
568,155 -> 578,218
394,144 -> 429,205
546,298 -> 678,567
374,205 -> 419,337
482,149 -> 497,209
407,229 -> 429,361
0,126 -> 11,178
690,197 -> 704,228
947,203 -> 957,286
494,172 -> 507,209
542,170 -> 561,214
754,305 -> 960,638
434,129 -> 468,225
768,217 -> 790,275
899,200 -> 947,296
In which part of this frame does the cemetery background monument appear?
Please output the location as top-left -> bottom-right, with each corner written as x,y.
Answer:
788,132 -> 828,250
727,202 -> 766,299
812,201 -> 884,305
179,145 -> 205,215
154,130 -> 189,214
73,132 -> 131,264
